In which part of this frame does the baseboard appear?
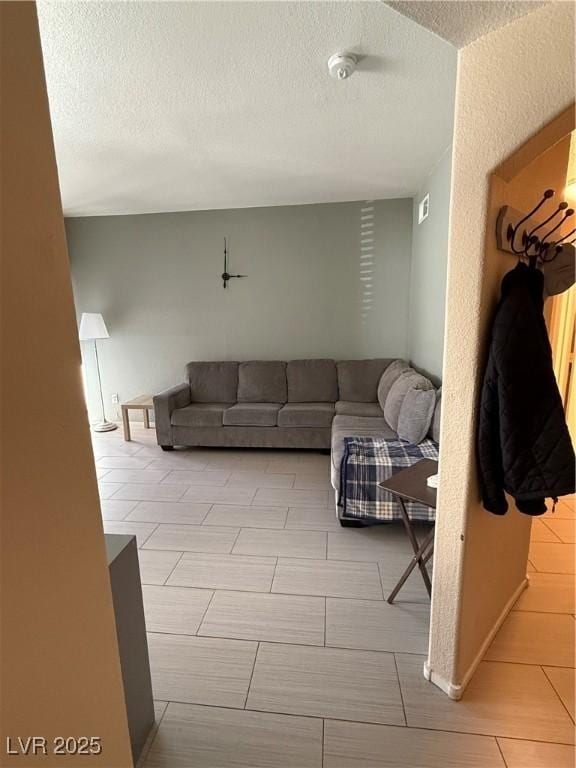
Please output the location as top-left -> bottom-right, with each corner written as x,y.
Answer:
423,576 -> 528,701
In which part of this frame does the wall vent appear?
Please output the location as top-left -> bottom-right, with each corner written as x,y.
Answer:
418,193 -> 430,224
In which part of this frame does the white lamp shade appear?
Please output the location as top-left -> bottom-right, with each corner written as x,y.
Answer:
79,312 -> 110,340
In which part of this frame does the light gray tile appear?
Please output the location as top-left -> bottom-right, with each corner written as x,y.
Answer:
100,499 -> 138,521
138,550 -> 183,585
126,501 -> 210,525
131,445 -> 172,458
396,654 -> 575,743
144,702 -> 323,768
143,524 -> 239,553
104,521 -> 157,548
112,483 -> 187,502
206,456 -> 270,471
142,585 -> 213,634
227,471 -> 295,489
168,552 -> 276,593
92,443 -> 143,458
97,456 -> 154,470
542,517 -> 576,544
147,632 -> 256,708
285,507 -> 341,531
253,488 -> 330,508
485,611 -> 575,667
147,456 -> 209,471
203,505 -> 287,529
326,598 -> 429,654
199,591 -> 325,645
104,468 -> 170,484
233,529 -> 326,559
543,666 -> 575,720
324,719 -> 506,768
292,474 -> 332,490
247,643 -> 405,725
530,519 -> 561,543
497,738 -> 575,768
96,467 -> 111,480
328,526 -> 414,562
529,542 -> 575,574
153,700 -> 168,723
378,557 -> 432,604
181,486 -> 257,505
266,459 -> 308,474
161,469 -> 231,486
513,572 -> 576,614
98,482 -> 124,499
273,559 -> 383,600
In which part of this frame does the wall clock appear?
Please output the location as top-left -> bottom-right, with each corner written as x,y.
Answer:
221,238 -> 247,289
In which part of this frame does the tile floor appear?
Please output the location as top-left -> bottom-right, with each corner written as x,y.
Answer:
92,426 -> 575,768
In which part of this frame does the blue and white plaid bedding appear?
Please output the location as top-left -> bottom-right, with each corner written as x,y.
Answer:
338,437 -> 439,521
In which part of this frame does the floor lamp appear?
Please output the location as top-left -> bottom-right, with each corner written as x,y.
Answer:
79,312 -> 117,432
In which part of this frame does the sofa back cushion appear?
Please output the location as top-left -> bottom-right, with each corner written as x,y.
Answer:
237,361 -> 287,403
337,359 -> 393,402
384,371 -> 434,431
377,360 -> 412,411
186,361 -> 238,403
286,359 -> 338,402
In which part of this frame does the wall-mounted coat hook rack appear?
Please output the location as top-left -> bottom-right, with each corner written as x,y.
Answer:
496,188 -> 574,266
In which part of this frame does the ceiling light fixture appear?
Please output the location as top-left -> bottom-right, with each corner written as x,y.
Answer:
327,52 -> 357,81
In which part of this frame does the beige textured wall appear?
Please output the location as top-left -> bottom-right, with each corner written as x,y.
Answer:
428,2 -> 575,692
0,4 -> 133,764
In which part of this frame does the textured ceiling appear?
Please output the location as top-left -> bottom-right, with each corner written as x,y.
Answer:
37,1 -> 456,217
386,1 -> 547,48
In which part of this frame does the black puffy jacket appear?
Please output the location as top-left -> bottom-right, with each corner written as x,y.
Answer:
477,262 -> 575,516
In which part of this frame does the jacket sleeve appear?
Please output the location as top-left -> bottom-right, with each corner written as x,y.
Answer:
477,354 -> 508,515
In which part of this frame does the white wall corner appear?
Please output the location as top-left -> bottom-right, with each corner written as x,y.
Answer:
424,577 -> 528,701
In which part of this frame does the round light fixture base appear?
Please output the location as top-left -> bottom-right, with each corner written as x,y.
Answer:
327,52 -> 357,81
92,420 -> 118,433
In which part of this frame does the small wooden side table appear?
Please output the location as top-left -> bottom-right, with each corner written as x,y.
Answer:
378,458 -> 438,604
121,395 -> 153,441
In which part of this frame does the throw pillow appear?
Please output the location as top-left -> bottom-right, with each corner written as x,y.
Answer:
428,388 -> 442,443
397,387 -> 437,444
384,371 -> 433,431
377,359 -> 412,411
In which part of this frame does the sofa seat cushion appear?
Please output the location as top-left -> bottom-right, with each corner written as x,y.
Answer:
335,401 -> 383,418
336,359 -> 393,402
277,402 -> 335,428
286,359 -> 338,402
330,415 -> 397,490
186,362 -> 238,403
223,403 -> 282,427
237,361 -> 287,403
171,403 -> 229,428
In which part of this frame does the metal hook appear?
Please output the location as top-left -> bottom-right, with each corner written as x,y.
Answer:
508,189 -> 554,254
526,201 -> 568,246
539,209 -> 574,246
550,226 -> 576,248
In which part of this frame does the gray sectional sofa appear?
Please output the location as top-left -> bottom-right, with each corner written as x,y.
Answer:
154,358 -> 441,506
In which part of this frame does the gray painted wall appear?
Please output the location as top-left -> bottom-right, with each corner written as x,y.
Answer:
67,199 -> 413,422
408,147 -> 452,382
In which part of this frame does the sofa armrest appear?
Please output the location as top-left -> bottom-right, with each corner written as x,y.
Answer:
153,383 -> 191,446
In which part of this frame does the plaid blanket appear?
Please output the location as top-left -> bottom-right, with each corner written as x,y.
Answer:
339,437 -> 439,521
